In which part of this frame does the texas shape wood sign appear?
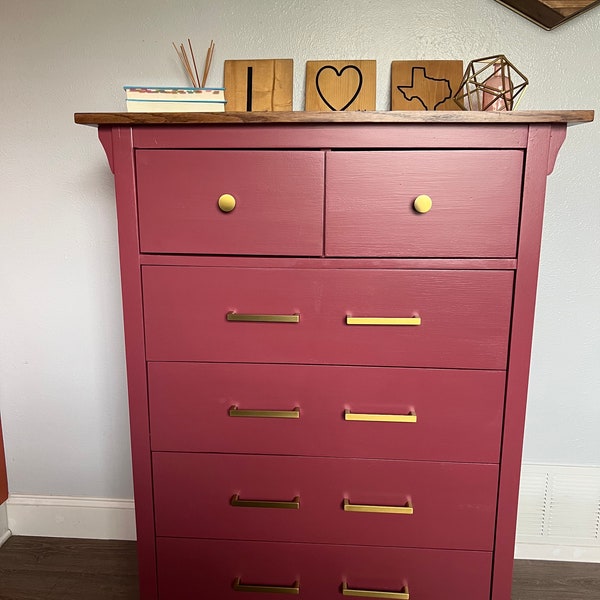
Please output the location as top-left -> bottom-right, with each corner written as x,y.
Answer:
305,60 -> 376,111
391,61 -> 464,111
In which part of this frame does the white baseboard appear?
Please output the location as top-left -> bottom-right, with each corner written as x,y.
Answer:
6,495 -> 136,541
0,501 -> 11,547
515,542 -> 600,562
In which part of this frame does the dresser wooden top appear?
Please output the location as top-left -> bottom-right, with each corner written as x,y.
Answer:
74,110 -> 594,127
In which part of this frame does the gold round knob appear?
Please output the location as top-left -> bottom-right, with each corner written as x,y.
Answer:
218,193 -> 236,213
413,194 -> 432,214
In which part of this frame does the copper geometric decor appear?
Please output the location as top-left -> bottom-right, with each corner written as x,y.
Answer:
495,0 -> 600,30
453,55 -> 528,112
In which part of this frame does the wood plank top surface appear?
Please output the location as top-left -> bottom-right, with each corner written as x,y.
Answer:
74,110 -> 594,126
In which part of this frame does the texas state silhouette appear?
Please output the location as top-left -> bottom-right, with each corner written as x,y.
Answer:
397,66 -> 452,110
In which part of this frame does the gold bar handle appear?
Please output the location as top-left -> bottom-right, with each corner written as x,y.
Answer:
343,498 -> 413,515
344,410 -> 416,423
227,311 -> 299,323
346,316 -> 421,326
229,406 -> 300,419
342,581 -> 409,599
233,577 -> 300,595
231,494 -> 300,510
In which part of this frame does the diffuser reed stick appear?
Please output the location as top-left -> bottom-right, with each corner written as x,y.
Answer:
188,38 -> 200,89
173,39 -> 215,88
201,39 -> 215,88
172,42 -> 197,87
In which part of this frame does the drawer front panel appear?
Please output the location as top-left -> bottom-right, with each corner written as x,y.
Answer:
157,538 -> 492,600
149,362 -> 505,463
326,150 -> 523,257
142,266 -> 513,369
153,453 -> 498,550
136,150 -> 324,255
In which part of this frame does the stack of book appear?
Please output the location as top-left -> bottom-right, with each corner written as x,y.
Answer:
124,86 -> 226,112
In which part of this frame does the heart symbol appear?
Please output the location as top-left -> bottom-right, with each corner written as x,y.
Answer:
316,65 -> 363,111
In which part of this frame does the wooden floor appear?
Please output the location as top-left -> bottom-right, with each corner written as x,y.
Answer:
0,536 -> 599,599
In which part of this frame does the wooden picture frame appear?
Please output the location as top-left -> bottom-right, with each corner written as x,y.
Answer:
496,0 -> 600,30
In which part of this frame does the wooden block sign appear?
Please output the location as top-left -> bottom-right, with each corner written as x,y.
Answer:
391,61 -> 464,111
305,60 -> 376,111
224,59 -> 293,111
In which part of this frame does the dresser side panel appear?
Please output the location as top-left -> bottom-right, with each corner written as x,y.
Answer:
492,125 -> 553,600
108,126 -> 157,599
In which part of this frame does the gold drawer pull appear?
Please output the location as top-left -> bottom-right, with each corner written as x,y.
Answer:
342,581 -> 409,599
227,311 -> 300,323
345,316 -> 421,326
413,193 -> 432,214
343,498 -> 413,515
233,577 -> 300,595
218,193 -> 236,213
231,494 -> 300,510
229,406 -> 301,419
344,410 -> 416,423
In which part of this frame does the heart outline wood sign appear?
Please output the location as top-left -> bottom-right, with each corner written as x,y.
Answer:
316,65 -> 363,111
495,0 -> 600,29
305,60 -> 376,111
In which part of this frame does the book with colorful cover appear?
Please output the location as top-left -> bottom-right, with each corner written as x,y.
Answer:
124,86 -> 226,112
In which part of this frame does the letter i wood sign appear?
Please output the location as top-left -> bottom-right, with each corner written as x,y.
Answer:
224,59 -> 293,111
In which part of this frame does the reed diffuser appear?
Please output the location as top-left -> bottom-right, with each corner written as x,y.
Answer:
124,39 -> 224,112
172,39 -> 215,88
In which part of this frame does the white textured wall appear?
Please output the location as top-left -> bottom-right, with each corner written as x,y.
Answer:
0,0 -> 598,499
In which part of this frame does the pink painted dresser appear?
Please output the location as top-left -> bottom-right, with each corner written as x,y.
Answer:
75,110 -> 593,600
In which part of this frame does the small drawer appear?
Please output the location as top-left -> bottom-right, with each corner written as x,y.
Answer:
142,266 -> 514,369
157,538 -> 492,600
149,362 -> 505,463
325,150 -> 523,257
153,453 -> 499,550
136,150 -> 324,255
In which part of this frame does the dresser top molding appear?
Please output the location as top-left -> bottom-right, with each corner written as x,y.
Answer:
74,110 -> 593,127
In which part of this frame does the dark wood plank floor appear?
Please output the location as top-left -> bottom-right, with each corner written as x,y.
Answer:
0,537 -> 138,600
1,536 -> 599,599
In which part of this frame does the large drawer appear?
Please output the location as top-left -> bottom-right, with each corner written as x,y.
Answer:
156,538 -> 492,600
153,453 -> 498,550
325,150 -> 523,257
136,150 -> 324,255
142,266 -> 514,369
149,362 -> 505,463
